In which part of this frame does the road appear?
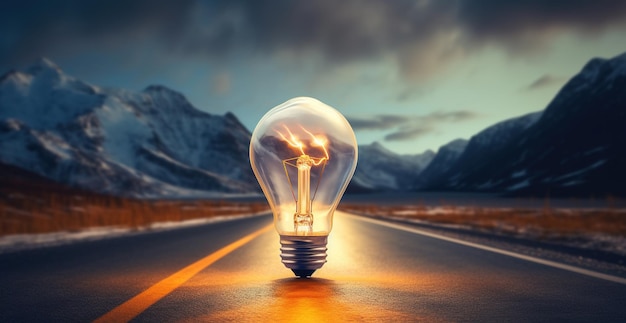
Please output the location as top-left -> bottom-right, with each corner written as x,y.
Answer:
1,212 -> 626,322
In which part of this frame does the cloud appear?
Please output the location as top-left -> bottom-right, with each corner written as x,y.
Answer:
347,114 -> 407,131
457,0 -> 626,53
0,0 -> 195,65
187,0 -> 626,80
3,1 -> 626,80
348,110 -> 478,141
525,74 -> 568,91
384,126 -> 433,142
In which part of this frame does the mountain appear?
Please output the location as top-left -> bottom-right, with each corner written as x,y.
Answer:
4,52 -> 625,198
0,58 -> 257,197
417,112 -> 542,189
349,142 -> 434,192
419,52 -> 626,196
414,138 -> 468,189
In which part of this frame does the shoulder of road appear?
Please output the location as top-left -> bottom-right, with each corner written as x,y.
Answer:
346,212 -> 626,279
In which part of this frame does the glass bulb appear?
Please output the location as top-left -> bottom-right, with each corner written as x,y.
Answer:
250,97 -> 358,277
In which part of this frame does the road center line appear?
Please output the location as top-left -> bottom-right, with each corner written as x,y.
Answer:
346,212 -> 626,285
94,223 -> 274,323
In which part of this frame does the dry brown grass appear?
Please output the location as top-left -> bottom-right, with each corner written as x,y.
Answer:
339,203 -> 626,238
0,191 -> 269,236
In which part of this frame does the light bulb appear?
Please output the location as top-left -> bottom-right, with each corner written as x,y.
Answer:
250,97 -> 358,278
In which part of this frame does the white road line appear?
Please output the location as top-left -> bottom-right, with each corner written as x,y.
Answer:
345,212 -> 626,285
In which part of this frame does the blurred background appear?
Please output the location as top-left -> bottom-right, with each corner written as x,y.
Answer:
2,0 -> 626,154
1,0 -> 626,251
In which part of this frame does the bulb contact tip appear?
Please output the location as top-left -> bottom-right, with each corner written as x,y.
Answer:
291,269 -> 316,278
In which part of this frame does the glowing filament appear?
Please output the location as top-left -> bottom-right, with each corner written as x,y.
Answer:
277,124 -> 329,235
301,126 -> 329,161
296,155 -> 313,216
276,125 -> 305,156
276,125 -> 329,162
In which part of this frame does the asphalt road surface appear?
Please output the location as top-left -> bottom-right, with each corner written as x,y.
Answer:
1,212 -> 626,322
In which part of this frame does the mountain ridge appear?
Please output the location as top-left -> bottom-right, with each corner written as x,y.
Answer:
416,51 -> 626,196
2,53 -> 626,197
349,141 -> 434,192
0,58 -> 257,197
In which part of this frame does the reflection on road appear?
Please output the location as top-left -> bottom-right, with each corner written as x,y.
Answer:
193,276 -> 424,322
182,213 -> 446,321
124,211 -> 622,322
5,211 -> 626,321
271,279 -> 342,322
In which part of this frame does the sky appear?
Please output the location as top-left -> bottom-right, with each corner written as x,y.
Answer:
1,0 -> 626,155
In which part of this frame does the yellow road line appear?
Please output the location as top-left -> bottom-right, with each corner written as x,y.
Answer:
95,223 -> 273,323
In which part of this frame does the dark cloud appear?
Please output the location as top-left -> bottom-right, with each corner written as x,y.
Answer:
2,0 -> 626,79
349,110 -> 478,141
458,0 -> 626,52
347,114 -> 407,131
525,74 -> 569,91
384,126 -> 432,142
0,0 -> 195,65
198,0 -> 626,78
229,0 -> 462,80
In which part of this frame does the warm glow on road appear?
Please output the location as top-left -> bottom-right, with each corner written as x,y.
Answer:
88,211 -> 626,322
6,212 -> 624,321
189,276 -> 432,322
95,213 -> 448,321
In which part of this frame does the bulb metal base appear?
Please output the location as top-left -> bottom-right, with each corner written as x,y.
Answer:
279,235 -> 328,278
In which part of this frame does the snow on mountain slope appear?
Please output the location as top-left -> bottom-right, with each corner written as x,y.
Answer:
0,58 -> 256,197
6,52 -> 624,198
440,111 -> 543,189
471,111 -> 541,147
417,51 -> 626,196
495,52 -> 626,196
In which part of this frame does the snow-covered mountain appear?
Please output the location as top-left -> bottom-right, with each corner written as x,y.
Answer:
0,58 -> 257,197
348,142 -> 434,192
418,52 -> 626,196
3,52 -> 625,198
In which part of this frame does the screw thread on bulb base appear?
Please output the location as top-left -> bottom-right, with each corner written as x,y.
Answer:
279,235 -> 328,278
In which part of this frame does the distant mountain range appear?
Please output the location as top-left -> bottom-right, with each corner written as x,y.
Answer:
415,52 -> 626,197
415,112 -> 542,190
1,53 -> 625,197
0,58 -> 255,197
348,141 -> 434,193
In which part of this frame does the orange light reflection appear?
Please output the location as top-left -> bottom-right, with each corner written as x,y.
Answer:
276,125 -> 305,155
301,126 -> 329,160
185,275 -> 424,322
276,124 -> 329,164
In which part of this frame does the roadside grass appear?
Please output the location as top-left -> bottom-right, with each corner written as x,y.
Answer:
338,203 -> 626,239
4,183 -> 625,245
0,192 -> 269,236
